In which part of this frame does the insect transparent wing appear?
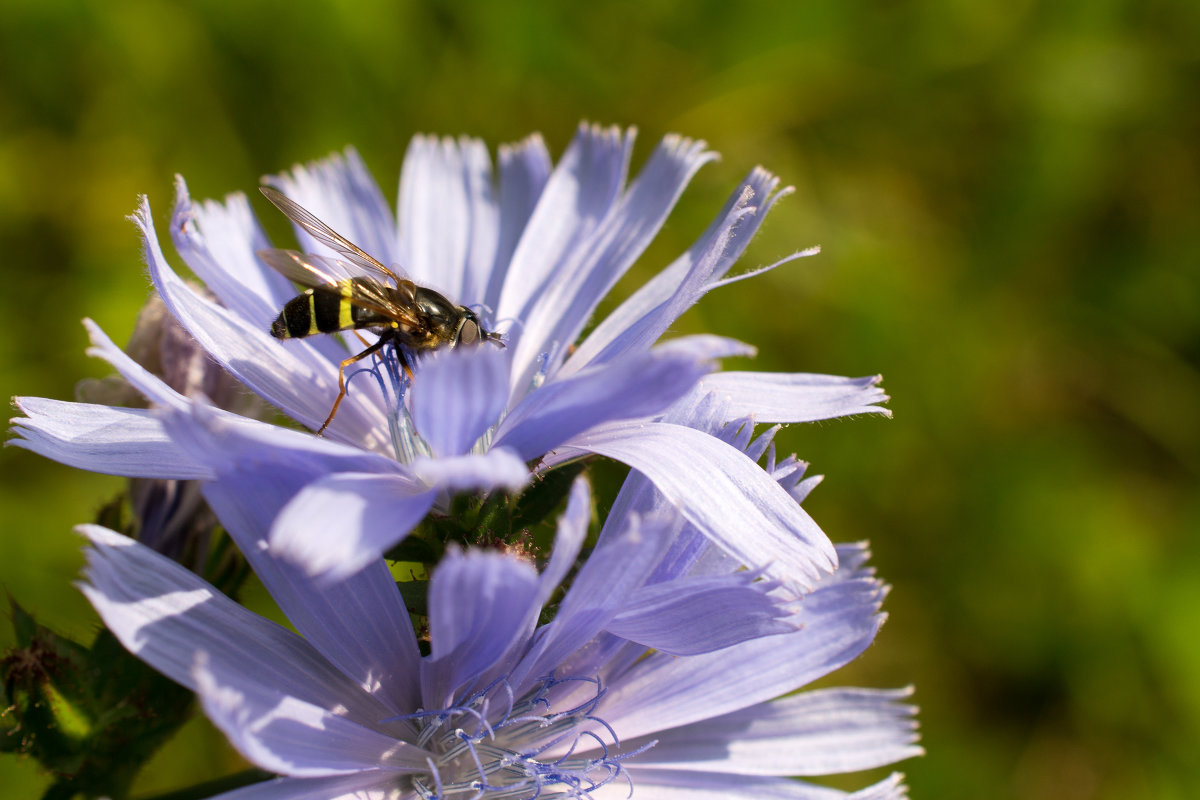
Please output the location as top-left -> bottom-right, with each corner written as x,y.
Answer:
259,249 -> 357,286
260,186 -> 399,284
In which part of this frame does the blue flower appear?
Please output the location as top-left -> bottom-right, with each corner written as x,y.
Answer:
80,465 -> 919,799
13,124 -> 888,587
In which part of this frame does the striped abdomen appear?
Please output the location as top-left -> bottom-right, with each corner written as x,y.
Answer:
270,279 -> 391,339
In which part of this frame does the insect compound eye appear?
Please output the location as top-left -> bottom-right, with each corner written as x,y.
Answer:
457,318 -> 481,346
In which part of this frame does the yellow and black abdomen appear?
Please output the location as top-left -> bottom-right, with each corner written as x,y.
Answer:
270,279 -> 389,339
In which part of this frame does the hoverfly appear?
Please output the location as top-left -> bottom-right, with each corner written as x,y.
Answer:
258,186 -> 503,435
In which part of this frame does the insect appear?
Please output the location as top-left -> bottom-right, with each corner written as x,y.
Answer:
259,186 -> 503,435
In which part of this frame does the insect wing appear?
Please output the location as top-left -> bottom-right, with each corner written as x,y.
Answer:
259,248 -> 420,325
260,248 -> 357,286
260,186 -> 399,284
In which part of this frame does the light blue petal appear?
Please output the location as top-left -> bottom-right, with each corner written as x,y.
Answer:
408,448 -> 530,493
598,570 -> 887,741
855,774 -> 916,800
507,131 -> 716,395
10,398 -> 209,479
170,177 -> 351,382
627,687 -> 921,776
464,476 -> 596,697
568,168 -> 791,377
409,346 -> 509,457
422,549 -> 541,709
604,574 -> 796,656
535,475 -> 590,604
78,526 -> 388,723
484,134 -> 552,313
695,372 -> 891,423
510,513 -> 671,691
581,397 -> 743,583
158,400 -> 395,485
650,334 -> 757,362
271,472 -> 436,581
194,654 -> 428,777
494,351 -> 712,462
153,405 -> 423,713
559,421 -> 837,593
202,475 -> 424,716
743,424 -> 779,464
836,542 -> 875,575
398,135 -> 498,305
496,123 -> 632,334
845,774 -> 912,800
264,147 -> 398,268
79,317 -> 188,409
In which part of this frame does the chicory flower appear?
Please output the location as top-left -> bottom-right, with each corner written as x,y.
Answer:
81,472 -> 919,799
13,124 -> 888,588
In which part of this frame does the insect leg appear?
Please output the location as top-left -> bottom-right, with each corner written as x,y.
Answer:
318,332 -> 392,436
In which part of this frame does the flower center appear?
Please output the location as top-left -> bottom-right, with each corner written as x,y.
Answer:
399,675 -> 643,799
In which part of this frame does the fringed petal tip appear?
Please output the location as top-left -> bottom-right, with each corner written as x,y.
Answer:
126,193 -> 154,231
578,119 -> 632,141
866,374 -> 894,418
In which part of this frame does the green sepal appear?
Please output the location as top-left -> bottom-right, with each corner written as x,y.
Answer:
511,460 -> 587,537
385,534 -> 441,565
395,579 -> 431,618
2,602 -> 194,799
473,490 -> 514,544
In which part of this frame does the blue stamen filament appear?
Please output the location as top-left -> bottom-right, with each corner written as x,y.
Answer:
393,675 -> 649,800
340,339 -> 429,463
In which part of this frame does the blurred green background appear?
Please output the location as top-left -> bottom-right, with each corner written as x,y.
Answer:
2,1 -> 1198,797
